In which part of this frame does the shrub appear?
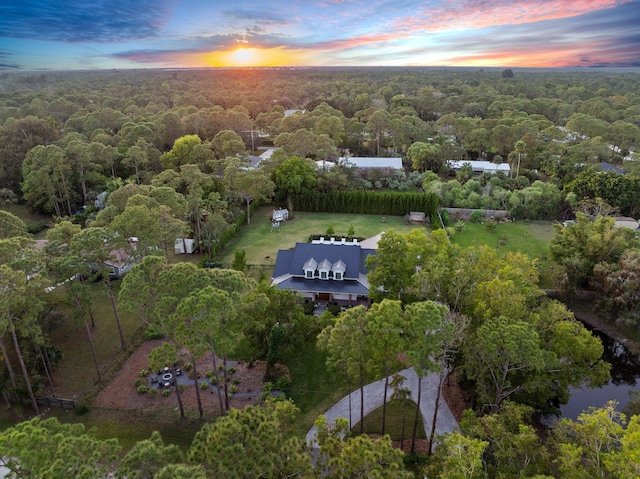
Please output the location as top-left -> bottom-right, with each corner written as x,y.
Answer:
486,220 -> 497,233
275,376 -> 292,390
228,385 -> 238,394
303,301 -> 315,315
162,388 -> 171,397
134,378 -> 144,388
440,209 -> 450,226
327,302 -> 341,316
232,249 -> 247,272
184,362 -> 193,371
470,211 -> 485,223
75,401 -> 89,415
454,220 -> 466,233
233,378 -> 241,385
200,381 -> 209,390
228,366 -> 236,375
139,368 -> 149,377
26,220 -> 49,235
326,224 -> 335,236
144,324 -> 164,340
347,224 -> 355,237
137,384 -> 150,394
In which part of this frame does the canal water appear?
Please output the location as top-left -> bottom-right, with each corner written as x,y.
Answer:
555,323 -> 640,420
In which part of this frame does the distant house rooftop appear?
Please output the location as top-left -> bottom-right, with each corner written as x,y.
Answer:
339,157 -> 403,169
448,160 -> 510,174
601,162 -> 627,175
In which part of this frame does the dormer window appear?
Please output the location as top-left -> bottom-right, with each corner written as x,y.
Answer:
303,257 -> 318,279
331,260 -> 346,281
318,259 -> 332,280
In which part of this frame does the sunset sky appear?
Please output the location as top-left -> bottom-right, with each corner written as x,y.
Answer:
1,0 -> 639,70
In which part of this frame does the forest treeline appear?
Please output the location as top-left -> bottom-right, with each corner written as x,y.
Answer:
1,67 -> 640,223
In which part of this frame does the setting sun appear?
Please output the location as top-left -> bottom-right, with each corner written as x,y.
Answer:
232,47 -> 255,66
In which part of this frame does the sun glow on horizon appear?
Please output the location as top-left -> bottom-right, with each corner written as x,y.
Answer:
199,46 -> 307,67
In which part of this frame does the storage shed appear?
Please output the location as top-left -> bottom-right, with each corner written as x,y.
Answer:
175,238 -> 196,254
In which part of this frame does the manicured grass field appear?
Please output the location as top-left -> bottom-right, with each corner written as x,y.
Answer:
450,220 -> 559,288
218,207 -> 421,267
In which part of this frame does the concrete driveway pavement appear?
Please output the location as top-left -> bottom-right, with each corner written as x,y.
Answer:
306,367 -> 458,447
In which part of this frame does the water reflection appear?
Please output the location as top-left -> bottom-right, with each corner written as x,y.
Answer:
555,323 -> 640,421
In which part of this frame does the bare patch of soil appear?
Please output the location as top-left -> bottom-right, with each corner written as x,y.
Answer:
94,340 -> 268,415
442,371 -> 473,423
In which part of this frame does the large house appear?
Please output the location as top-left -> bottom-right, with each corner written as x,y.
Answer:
271,238 -> 376,305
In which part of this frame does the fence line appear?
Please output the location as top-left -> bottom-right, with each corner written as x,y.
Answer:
7,392 -> 75,410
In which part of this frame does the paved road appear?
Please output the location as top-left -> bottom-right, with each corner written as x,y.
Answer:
306,367 -> 458,447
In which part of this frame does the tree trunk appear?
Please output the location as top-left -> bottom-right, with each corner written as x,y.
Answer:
106,279 -> 125,350
411,373 -> 423,454
359,357 -> 365,434
0,335 -> 18,389
171,365 -> 185,418
9,316 -> 39,414
246,197 -> 251,225
401,400 -> 407,448
39,345 -> 56,397
191,355 -> 204,419
381,364 -> 389,435
428,369 -> 446,456
76,297 -> 102,382
209,338 -> 224,415
346,372 -> 352,428
223,354 -> 230,411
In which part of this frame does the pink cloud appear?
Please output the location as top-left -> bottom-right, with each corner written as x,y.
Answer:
392,0 -> 632,35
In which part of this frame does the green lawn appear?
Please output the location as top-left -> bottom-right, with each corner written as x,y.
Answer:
450,220 -> 559,289
1,204 -> 52,238
353,399 -> 426,441
43,281 -> 143,398
218,207 -> 420,267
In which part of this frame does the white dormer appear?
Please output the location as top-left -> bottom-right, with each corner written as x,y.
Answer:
332,260 -> 346,280
318,259 -> 332,280
303,258 -> 318,279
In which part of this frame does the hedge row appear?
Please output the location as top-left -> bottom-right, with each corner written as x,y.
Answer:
292,190 -> 440,217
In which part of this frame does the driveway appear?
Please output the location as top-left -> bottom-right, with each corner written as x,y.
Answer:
306,367 -> 458,447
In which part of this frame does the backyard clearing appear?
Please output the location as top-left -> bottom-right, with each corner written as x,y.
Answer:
219,207 -> 421,266
94,339 -> 268,416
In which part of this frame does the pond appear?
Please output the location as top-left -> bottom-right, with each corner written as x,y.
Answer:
554,322 -> 640,421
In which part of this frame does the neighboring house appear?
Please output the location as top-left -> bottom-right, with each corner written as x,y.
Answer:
246,147 -> 278,168
91,237 -> 141,279
339,157 -> 403,170
448,160 -> 510,175
601,162 -> 627,175
271,239 -> 376,305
